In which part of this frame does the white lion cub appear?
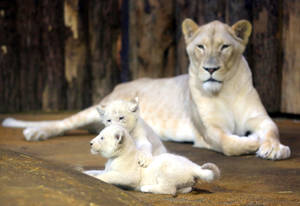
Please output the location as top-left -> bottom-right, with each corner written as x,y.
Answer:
86,125 -> 220,195
96,97 -> 167,167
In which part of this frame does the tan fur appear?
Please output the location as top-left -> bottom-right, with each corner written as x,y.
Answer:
2,19 -> 290,160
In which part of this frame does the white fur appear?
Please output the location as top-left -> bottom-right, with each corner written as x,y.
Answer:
1,19 -> 291,160
85,125 -> 220,195
97,98 -> 167,167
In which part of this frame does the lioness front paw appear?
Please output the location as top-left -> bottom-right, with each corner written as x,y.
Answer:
138,152 -> 152,168
23,127 -> 61,141
256,141 -> 291,160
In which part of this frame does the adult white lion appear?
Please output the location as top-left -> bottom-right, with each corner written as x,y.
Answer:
2,19 -> 290,160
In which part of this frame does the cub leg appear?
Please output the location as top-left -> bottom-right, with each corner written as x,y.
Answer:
95,171 -> 138,187
84,170 -> 105,177
177,187 -> 192,194
140,184 -> 177,195
246,117 -> 291,160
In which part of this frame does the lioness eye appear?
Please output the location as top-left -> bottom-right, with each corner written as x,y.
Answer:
221,44 -> 230,50
197,45 -> 205,50
119,116 -> 124,120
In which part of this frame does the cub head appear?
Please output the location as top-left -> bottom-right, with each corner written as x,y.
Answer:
96,97 -> 139,133
90,125 -> 127,158
182,19 -> 252,94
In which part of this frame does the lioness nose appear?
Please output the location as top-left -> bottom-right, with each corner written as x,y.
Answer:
203,66 -> 220,74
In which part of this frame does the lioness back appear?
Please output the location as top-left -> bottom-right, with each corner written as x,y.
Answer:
101,74 -> 195,141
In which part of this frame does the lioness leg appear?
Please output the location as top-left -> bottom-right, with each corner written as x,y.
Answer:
205,126 -> 260,156
246,117 -> 291,160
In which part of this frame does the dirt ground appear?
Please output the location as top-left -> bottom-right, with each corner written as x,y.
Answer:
0,113 -> 300,206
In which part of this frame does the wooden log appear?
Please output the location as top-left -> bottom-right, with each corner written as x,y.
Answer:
88,0 -> 121,104
0,1 -> 21,113
251,0 -> 281,113
281,0 -> 300,114
40,0 -> 66,111
129,0 -> 176,79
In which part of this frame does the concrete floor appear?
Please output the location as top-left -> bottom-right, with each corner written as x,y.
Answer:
0,113 -> 300,206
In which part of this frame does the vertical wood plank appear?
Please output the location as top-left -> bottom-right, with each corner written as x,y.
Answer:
40,0 -> 66,111
281,0 -> 300,114
129,0 -> 175,79
88,0 -> 121,104
64,0 -> 90,110
251,0 -> 281,113
16,0 -> 44,111
0,1 -> 20,112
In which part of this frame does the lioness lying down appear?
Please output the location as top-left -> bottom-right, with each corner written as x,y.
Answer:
2,19 -> 290,160
85,124 -> 220,195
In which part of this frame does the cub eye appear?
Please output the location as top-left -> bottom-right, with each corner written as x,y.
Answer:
197,45 -> 205,50
107,119 -> 111,123
221,44 -> 230,50
100,136 -> 104,140
119,116 -> 125,120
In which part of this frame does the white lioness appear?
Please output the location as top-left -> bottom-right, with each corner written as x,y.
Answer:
85,124 -> 220,195
96,97 -> 167,167
2,19 -> 290,160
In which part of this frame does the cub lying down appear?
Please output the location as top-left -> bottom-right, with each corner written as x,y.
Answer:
85,125 -> 220,195
97,98 -> 167,167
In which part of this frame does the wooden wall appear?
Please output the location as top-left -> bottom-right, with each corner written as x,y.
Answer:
0,0 -> 299,115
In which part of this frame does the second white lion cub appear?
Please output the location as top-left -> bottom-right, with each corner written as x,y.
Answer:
86,125 -> 220,195
96,98 -> 167,167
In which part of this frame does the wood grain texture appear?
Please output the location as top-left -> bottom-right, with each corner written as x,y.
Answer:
129,0 -> 176,79
88,0 -> 121,104
40,0 -> 66,111
251,0 -> 281,113
64,0 -> 90,110
0,1 -> 20,112
281,0 -> 300,114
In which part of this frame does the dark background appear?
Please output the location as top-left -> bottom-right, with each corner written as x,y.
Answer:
0,0 -> 299,115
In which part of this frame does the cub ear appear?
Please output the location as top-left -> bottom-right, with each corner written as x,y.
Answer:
96,105 -> 105,119
129,97 -> 139,113
115,130 -> 124,144
182,18 -> 199,42
232,20 -> 252,44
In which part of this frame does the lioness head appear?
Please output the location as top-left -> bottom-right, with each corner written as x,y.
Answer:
96,97 -> 139,133
182,19 -> 252,94
90,125 -> 127,158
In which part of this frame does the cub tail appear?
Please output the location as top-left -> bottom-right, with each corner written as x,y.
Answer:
193,162 -> 220,182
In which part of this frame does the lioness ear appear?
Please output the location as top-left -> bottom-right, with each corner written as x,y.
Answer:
129,98 -> 139,113
96,105 -> 105,119
232,20 -> 252,44
182,18 -> 199,42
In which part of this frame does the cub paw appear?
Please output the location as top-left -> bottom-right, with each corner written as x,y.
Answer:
140,185 -> 151,193
137,152 -> 152,168
256,141 -> 291,160
23,127 -> 61,141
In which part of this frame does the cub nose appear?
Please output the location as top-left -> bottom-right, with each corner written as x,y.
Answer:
90,142 -> 93,146
203,66 -> 220,75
